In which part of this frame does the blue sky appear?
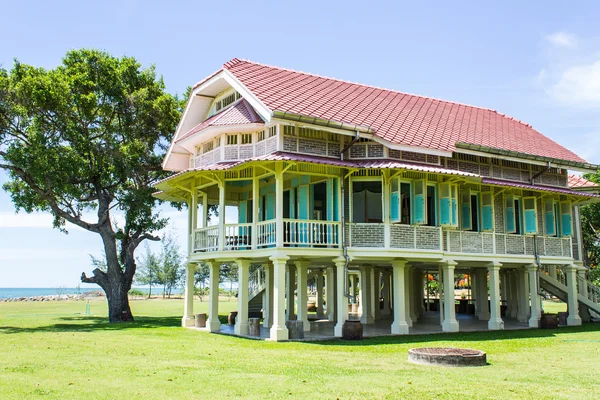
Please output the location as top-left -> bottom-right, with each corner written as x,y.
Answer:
1,1 -> 600,287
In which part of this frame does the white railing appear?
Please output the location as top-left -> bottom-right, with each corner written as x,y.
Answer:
578,276 -> 600,305
283,219 -> 340,247
249,265 -> 266,298
257,220 -> 276,248
193,226 -> 219,252
224,223 -> 252,250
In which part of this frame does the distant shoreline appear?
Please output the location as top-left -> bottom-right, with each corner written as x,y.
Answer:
0,287 -> 173,300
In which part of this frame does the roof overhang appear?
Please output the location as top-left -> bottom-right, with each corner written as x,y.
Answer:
482,177 -> 600,200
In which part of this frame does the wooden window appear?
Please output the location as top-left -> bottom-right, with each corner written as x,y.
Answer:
523,197 -> 538,234
257,130 -> 265,142
560,201 -> 572,236
214,136 -> 221,148
203,141 -> 214,153
268,126 -> 277,138
352,180 -> 383,223
227,134 -> 238,145
241,133 -> 252,144
283,125 -> 296,136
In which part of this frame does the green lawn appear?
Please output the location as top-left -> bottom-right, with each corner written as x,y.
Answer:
1,298 -> 599,399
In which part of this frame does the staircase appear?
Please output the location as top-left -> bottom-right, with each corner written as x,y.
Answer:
538,265 -> 600,320
248,265 -> 266,318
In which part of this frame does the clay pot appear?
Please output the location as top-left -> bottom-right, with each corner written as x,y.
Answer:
342,320 -> 363,340
228,311 -> 238,325
540,313 -> 559,329
195,313 -> 207,328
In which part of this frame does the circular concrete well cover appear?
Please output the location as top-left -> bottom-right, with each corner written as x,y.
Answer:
408,347 -> 487,367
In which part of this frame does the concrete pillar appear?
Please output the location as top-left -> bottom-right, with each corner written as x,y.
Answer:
374,268 -> 382,321
517,267 -> 529,323
234,259 -> 251,335
578,268 -> 588,298
565,265 -> 582,326
404,265 -> 413,327
477,269 -> 490,321
296,260 -> 310,331
334,259 -> 349,337
316,270 -> 325,318
263,263 -> 272,328
208,262 -> 221,332
251,175 -> 259,250
269,256 -> 289,341
527,264 -> 541,328
442,260 -> 459,332
410,268 -> 419,322
488,262 -> 504,330
218,183 -> 225,251
182,263 -> 196,327
326,267 -> 335,321
509,270 -> 519,319
286,265 -> 296,320
391,260 -> 409,334
360,266 -> 374,324
382,270 -> 391,316
275,167 -> 284,247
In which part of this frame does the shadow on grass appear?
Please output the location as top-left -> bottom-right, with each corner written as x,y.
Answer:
0,315 -> 182,334
303,323 -> 600,347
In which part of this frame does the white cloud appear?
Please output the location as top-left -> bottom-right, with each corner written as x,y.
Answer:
0,212 -> 56,228
0,248 -> 87,261
548,60 -> 600,107
546,32 -> 577,48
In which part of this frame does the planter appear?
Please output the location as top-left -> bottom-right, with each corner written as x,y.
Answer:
194,313 -> 207,328
342,320 -> 363,340
307,302 -> 317,312
228,311 -> 238,325
540,313 -> 559,329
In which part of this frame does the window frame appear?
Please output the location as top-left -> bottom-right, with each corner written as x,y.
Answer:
350,176 -> 383,224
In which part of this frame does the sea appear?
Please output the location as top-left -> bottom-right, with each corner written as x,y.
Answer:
0,287 -> 174,299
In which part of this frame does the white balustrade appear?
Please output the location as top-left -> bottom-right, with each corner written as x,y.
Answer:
193,226 -> 219,252
224,223 -> 252,250
283,219 -> 340,247
256,220 -> 276,248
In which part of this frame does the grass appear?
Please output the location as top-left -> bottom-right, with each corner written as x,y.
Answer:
1,299 -> 599,399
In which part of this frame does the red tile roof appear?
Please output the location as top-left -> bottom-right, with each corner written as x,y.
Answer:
355,160 -> 479,177
482,178 -> 600,198
568,174 -> 599,189
217,58 -> 588,165
176,99 -> 263,143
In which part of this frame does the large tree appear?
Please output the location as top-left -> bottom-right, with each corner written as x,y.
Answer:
0,49 -> 181,322
582,173 -> 600,284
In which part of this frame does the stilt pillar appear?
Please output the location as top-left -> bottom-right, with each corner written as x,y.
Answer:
564,264 -> 582,326
263,263 -> 272,328
516,267 -> 529,322
334,258 -> 349,337
404,264 -> 413,327
382,270 -> 391,316
316,269 -> 325,319
296,260 -> 310,331
390,260 -> 409,334
182,263 -> 196,327
269,255 -> 290,341
488,262 -> 504,330
326,267 -> 335,321
234,259 -> 251,335
442,260 -> 459,332
286,265 -> 296,320
527,264 -> 541,328
208,261 -> 221,332
360,266 -> 374,324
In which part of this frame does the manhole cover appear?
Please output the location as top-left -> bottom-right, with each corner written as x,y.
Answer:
408,347 -> 487,367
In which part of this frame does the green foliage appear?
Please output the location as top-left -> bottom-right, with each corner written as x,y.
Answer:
135,245 -> 161,298
194,263 -> 210,288
135,232 -> 184,298
582,173 -> 600,283
128,288 -> 145,297
0,49 -> 182,321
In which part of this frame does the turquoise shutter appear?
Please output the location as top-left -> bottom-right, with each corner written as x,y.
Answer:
238,201 -> 247,223
390,179 -> 400,222
505,194 -> 516,233
544,199 -> 556,236
266,193 -> 275,220
438,183 -> 451,226
326,179 -> 334,221
333,178 -> 339,222
560,201 -> 572,237
258,196 -> 264,221
450,185 -> 458,226
297,185 -> 310,244
413,179 -> 426,225
523,197 -> 537,234
481,192 -> 494,232
461,187 -> 472,230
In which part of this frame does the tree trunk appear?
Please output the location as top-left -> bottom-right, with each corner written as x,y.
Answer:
148,284 -> 152,299
105,279 -> 134,322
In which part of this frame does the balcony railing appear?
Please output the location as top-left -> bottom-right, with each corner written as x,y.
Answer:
193,221 -> 573,258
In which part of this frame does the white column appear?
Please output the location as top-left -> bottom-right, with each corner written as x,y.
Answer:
316,270 -> 325,319
286,265 -> 296,320
218,182 -> 225,251
188,192 -> 197,256
334,259 -> 349,337
263,263 -> 272,328
527,264 -> 541,328
269,255 -> 289,341
251,174 -> 259,250
382,270 -> 391,316
548,265 -> 557,281
201,193 -> 208,228
350,274 -> 357,311
488,262 -> 504,330
478,269 -> 490,321
442,260 -> 459,332
438,266 -> 444,326
296,260 -> 310,331
275,167 -> 284,247
182,263 -> 195,327
517,267 -> 529,323
578,268 -> 588,298
404,265 -> 413,327
374,268 -> 381,321
360,266 -> 374,324
234,259 -> 250,335
391,260 -> 409,334
326,267 -> 335,321
208,261 -> 221,332
565,265 -> 582,326
509,270 -> 519,319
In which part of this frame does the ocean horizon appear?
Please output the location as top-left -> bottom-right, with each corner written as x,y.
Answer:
0,287 -> 176,299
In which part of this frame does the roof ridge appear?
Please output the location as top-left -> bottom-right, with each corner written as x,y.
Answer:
223,58 -> 534,129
